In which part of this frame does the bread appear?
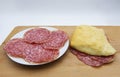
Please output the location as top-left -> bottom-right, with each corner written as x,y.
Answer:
70,26 -> 116,56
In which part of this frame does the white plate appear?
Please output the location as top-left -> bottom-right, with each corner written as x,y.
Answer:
7,27 -> 69,65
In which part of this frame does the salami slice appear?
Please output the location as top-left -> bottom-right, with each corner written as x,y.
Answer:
23,28 -> 50,44
4,38 -> 59,63
24,45 -> 59,63
3,38 -> 28,58
70,47 -> 114,67
42,30 -> 68,49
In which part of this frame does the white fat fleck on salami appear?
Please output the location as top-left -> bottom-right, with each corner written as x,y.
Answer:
23,28 -> 50,44
42,30 -> 68,49
24,45 -> 59,63
70,47 -> 114,67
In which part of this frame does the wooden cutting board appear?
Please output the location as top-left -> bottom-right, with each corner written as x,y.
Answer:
0,26 -> 120,77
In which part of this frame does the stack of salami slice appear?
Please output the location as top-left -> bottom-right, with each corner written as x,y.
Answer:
4,28 -> 68,63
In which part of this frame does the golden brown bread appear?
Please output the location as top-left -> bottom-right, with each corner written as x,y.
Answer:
70,26 -> 116,56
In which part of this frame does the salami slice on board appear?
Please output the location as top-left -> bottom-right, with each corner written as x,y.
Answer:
70,47 -> 114,67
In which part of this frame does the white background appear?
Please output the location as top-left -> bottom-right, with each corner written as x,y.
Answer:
0,0 -> 120,45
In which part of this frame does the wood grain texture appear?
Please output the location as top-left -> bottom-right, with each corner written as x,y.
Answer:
0,26 -> 120,77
